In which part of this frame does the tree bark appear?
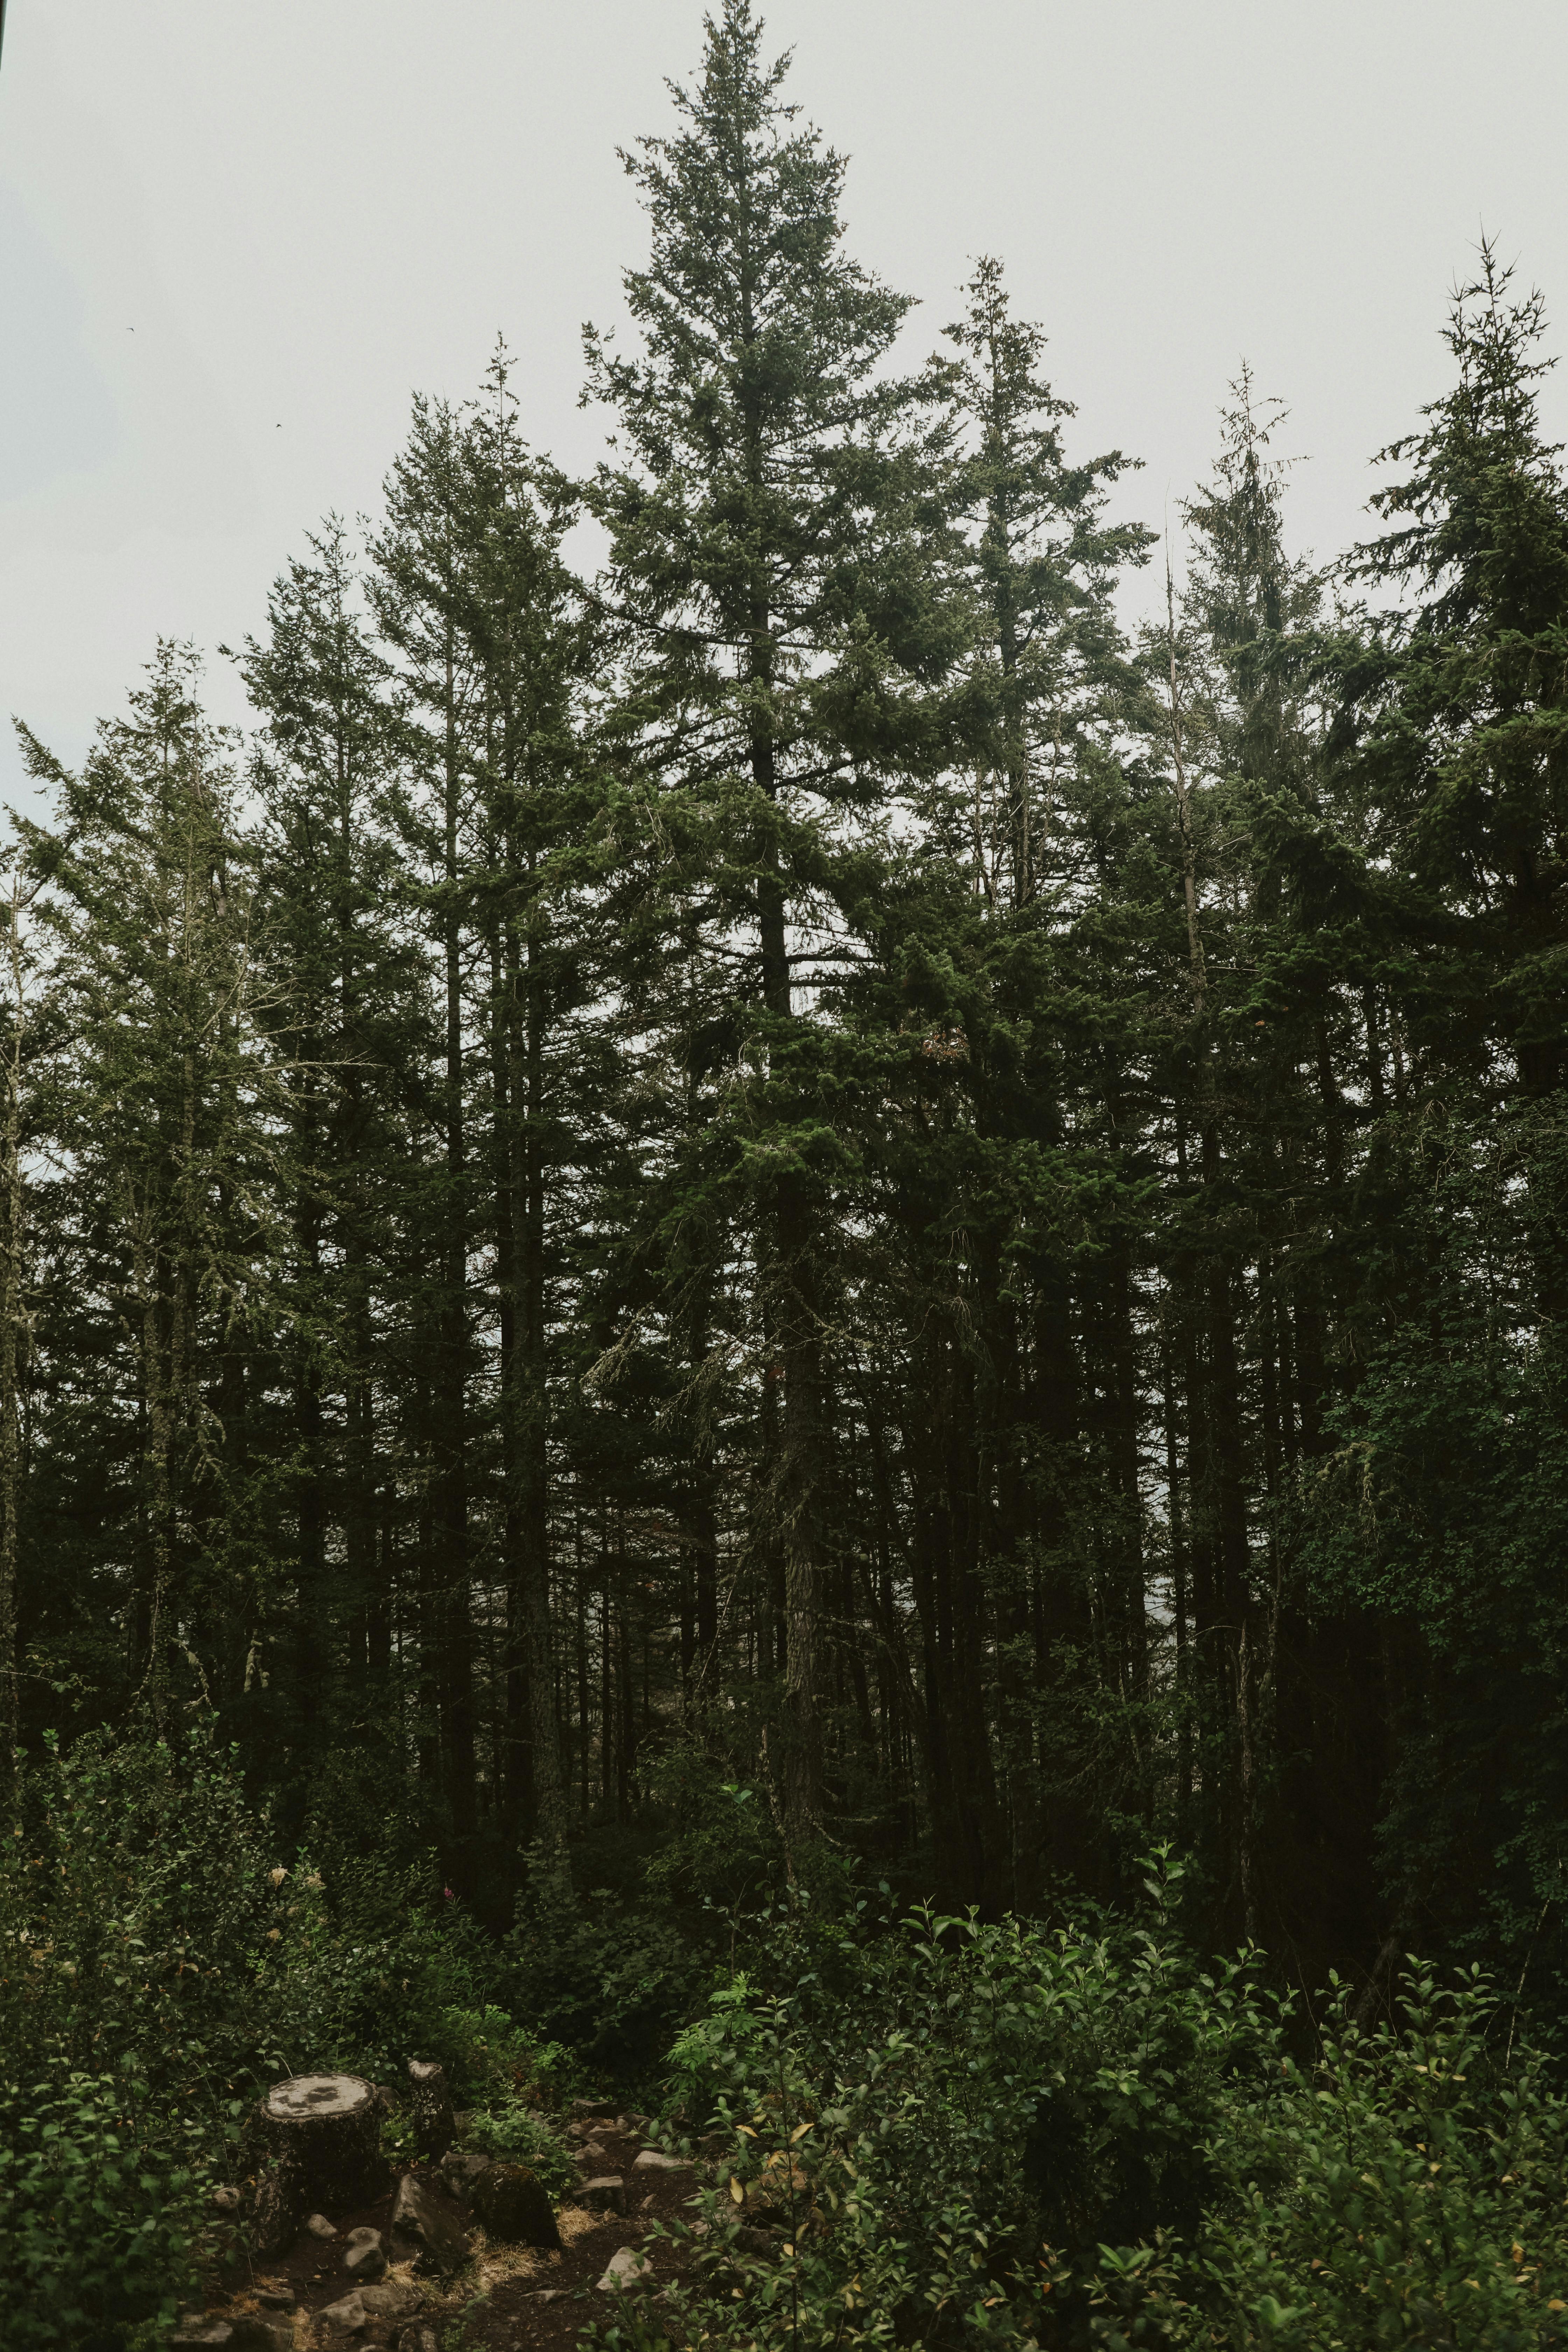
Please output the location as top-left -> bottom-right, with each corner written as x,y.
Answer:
253,2073 -> 387,2247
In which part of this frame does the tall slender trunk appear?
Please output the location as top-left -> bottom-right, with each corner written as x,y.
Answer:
752,625 -> 822,1853
0,884 -> 26,1815
438,647 -> 476,1841
1167,575 -> 1255,1933
514,900 -> 567,1862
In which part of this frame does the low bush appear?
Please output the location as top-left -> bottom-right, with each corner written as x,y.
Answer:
0,2062 -> 211,2352
505,1852 -> 713,2087
1088,1964 -> 1568,2350
0,1721 -> 562,2345
653,1860 -> 1568,2350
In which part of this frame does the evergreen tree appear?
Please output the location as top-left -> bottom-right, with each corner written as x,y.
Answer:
584,0 -> 957,1850
18,649 -> 284,1730
240,521 -> 421,1819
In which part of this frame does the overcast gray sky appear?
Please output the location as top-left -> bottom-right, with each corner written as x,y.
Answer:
3,1 -> 1565,804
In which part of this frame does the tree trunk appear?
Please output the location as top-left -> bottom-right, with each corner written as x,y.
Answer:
253,2073 -> 387,2248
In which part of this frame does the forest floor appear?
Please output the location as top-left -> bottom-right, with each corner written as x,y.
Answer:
200,2118 -> 701,2352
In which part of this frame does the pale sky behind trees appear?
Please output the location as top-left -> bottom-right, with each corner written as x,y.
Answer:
1,0 -> 1564,802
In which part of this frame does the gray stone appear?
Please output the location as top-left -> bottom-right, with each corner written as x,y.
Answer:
389,2169 -> 470,2275
306,2211 -> 337,2240
575,2172 -> 625,2215
395,2330 -> 440,2352
227,2319 -> 293,2352
632,2147 -> 688,2171
343,2224 -> 387,2280
471,2160 -> 562,2250
320,2290 -> 367,2331
211,2184 -> 241,2214
169,2327 -> 233,2350
360,2280 -> 423,2318
596,2245 -> 652,2294
440,2146 -> 495,2202
256,2290 -> 296,2310
578,2137 -> 607,2165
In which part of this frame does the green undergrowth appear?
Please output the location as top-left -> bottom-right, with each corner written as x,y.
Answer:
10,1724 -> 1568,2351
0,1723 -> 569,2347
641,1861 -> 1568,2351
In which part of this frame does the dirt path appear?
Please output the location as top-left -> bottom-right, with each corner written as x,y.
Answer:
203,2118 -> 702,2352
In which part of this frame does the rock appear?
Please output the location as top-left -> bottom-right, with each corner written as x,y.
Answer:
408,2058 -> 456,2163
471,2161 -> 562,2250
257,2290 -> 296,2310
169,2326 -> 233,2349
439,2147 -> 495,2202
596,2245 -> 652,2294
360,2280 -> 423,2318
211,2183 -> 241,2214
529,2288 -> 566,2302
343,2224 -> 387,2280
320,2290 -> 367,2331
258,2076 -> 387,2239
306,2211 -> 337,2240
633,2147 -> 688,2171
395,2330 -> 440,2352
227,2319 -> 293,2352
388,2170 -> 470,2275
575,2172 -> 625,2214
578,2137 -> 607,2165
570,2097 -> 602,2115
640,2193 -> 656,2211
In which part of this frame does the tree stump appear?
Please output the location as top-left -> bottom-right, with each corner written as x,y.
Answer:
255,2074 -> 388,2242
408,2058 -> 456,2162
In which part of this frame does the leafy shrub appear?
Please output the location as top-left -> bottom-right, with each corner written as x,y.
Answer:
0,2062 -> 211,2350
641,1746 -> 783,1911
0,1721 -> 547,2343
653,1867 -> 1568,2350
436,2001 -> 567,2109
505,1854 -> 712,2084
0,1723 -> 298,2109
463,2097 -> 575,2197
260,1857 -> 513,2086
0,1722 -> 288,2339
659,1858 -> 1276,2348
1090,1965 -> 1568,2350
